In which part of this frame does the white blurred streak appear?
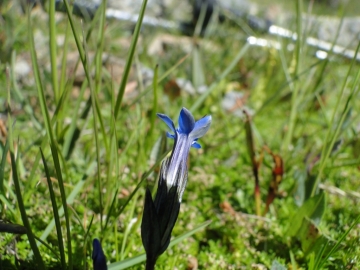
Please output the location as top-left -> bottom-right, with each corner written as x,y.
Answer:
268,25 -> 360,61
105,8 -> 177,29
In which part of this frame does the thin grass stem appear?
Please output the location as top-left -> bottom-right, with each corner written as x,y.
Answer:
114,0 -> 148,119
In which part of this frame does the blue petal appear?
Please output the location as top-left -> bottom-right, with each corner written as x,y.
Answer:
191,141 -> 201,149
178,108 -> 195,134
166,132 -> 175,139
189,115 -> 212,140
92,239 -> 107,270
157,113 -> 176,132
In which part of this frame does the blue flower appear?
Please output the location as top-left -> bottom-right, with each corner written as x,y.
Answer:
92,238 -> 107,270
141,108 -> 211,269
157,107 -> 211,201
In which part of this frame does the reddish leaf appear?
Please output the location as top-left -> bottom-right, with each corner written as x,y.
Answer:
263,146 -> 283,215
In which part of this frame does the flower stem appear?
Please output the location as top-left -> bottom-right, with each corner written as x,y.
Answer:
145,258 -> 156,270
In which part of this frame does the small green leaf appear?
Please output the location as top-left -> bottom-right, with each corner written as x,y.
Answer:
286,193 -> 326,237
298,218 -> 337,259
298,218 -> 320,253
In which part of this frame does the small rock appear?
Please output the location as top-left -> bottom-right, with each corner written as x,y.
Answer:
14,58 -> 31,78
187,256 -> 198,270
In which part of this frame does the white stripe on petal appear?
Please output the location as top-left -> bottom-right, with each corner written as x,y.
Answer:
189,115 -> 212,140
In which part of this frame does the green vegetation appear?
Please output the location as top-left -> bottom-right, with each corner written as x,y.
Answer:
0,0 -> 359,269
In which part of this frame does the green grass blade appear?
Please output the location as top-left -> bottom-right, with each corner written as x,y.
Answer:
81,23 -> 104,234
24,136 -> 48,201
62,0 -> 85,63
0,194 -> 16,215
104,116 -> 119,213
28,11 -> 53,140
147,64 -> 158,148
0,139 -> 9,194
108,253 -> 147,269
49,0 -> 59,102
34,236 -> 61,261
39,161 -> 96,243
103,189 -> 119,235
83,215 -> 95,270
94,0 -> 107,96
9,143 -> 45,269
317,214 -> 360,269
59,20 -> 71,99
120,192 -> 139,260
192,45 -> 206,89
10,52 -> 43,131
167,220 -> 212,247
49,143 -> 73,269
114,0 -> 148,119
257,60 -> 322,114
62,83 -> 89,158
59,16 -> 100,158
28,7 -> 73,266
109,150 -> 170,230
40,148 -> 66,269
107,220 -> 211,270
313,240 -> 328,269
311,41 -> 360,196
93,0 -> 110,151
282,0 -> 303,152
